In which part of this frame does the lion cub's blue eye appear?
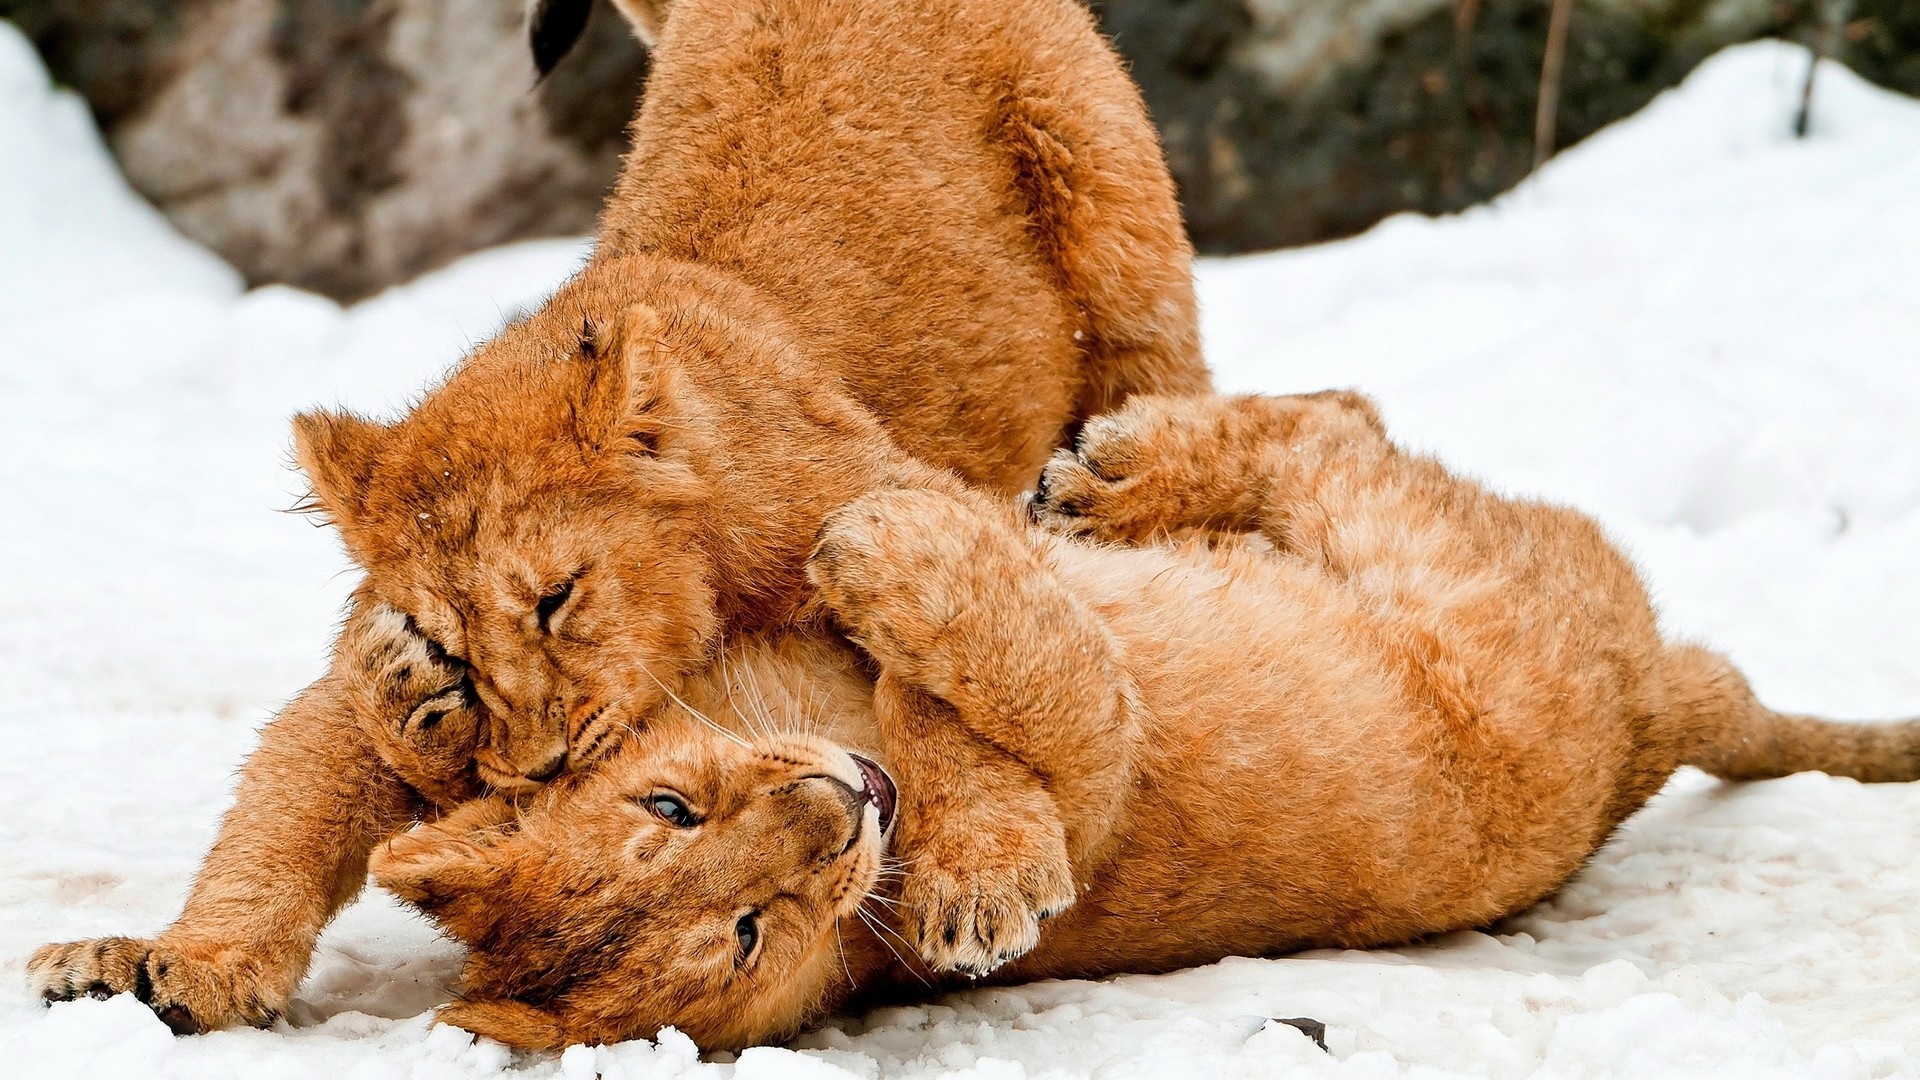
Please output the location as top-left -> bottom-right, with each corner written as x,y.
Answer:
646,793 -> 699,827
736,912 -> 759,962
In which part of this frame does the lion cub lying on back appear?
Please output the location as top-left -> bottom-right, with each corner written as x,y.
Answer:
369,392 -> 1920,1051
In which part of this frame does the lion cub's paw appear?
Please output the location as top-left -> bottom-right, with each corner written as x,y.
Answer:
1031,394 -> 1243,543
902,831 -> 1076,976
28,937 -> 283,1034
29,936 -> 152,1005
1032,392 -> 1386,542
809,489 -> 1016,676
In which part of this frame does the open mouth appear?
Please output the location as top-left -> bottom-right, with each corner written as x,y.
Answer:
847,753 -> 897,834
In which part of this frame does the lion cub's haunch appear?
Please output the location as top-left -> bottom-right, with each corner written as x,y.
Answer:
30,0 -> 1208,1033
376,392 -> 1920,1051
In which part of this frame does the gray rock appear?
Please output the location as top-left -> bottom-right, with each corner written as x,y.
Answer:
3,0 -> 1911,298
5,0 -> 644,300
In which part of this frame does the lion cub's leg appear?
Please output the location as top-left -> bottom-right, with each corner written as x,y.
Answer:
809,489 -> 1139,974
1032,391 -> 1599,615
29,599 -> 453,1033
1031,391 -> 1385,545
1036,391 -> 1630,629
988,1 -> 1214,421
29,676 -> 414,1032
869,678 -> 1076,975
996,88 -> 1210,420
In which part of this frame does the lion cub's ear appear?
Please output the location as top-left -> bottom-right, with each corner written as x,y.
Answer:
369,798 -> 516,917
291,409 -> 389,530
438,998 -> 571,1050
574,304 -> 701,463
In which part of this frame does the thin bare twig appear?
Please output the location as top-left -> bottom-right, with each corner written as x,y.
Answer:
1533,0 -> 1575,171
1796,0 -> 1855,138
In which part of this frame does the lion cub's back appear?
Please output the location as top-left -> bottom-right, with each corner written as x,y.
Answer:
601,0 -> 1156,489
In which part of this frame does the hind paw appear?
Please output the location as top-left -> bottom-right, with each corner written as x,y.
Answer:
1032,392 -> 1386,543
1030,395 -> 1246,542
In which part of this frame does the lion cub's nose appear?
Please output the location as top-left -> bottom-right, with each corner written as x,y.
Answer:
524,748 -> 568,783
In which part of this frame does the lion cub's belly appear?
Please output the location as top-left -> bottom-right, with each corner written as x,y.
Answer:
1001,539 -> 1612,978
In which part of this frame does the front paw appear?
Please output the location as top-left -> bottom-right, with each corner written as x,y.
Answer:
29,937 -> 284,1034
28,937 -> 152,1005
898,806 -> 1077,976
808,490 -> 1013,676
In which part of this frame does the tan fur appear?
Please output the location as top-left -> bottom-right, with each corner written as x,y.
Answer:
31,0 -> 1206,1031
374,392 -> 1920,1051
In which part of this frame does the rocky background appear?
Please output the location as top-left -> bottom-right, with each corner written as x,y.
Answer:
1,0 -> 1912,300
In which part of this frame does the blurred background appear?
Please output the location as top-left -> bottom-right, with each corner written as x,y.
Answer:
0,0 -> 1912,301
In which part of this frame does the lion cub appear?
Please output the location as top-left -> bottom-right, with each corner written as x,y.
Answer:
371,392 -> 1920,1050
30,0 -> 1208,1030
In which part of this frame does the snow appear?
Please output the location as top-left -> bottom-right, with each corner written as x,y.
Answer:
1,22 -> 1917,1077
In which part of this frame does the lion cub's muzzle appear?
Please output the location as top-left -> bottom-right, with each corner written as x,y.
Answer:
473,717 -> 570,794
772,756 -> 894,867
771,775 -> 866,863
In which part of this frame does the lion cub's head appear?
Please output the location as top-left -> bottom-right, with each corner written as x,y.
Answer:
291,259 -> 725,792
370,707 -> 897,1050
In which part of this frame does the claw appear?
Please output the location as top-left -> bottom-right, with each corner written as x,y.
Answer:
1031,468 -> 1054,510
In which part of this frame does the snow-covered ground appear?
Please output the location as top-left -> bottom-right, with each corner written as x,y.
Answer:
2,20 -> 1917,1076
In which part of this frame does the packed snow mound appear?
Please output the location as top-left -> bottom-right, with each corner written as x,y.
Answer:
1,25 -> 1917,1079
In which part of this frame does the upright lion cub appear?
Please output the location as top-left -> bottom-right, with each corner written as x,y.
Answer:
31,0 -> 1208,1032
376,392 -> 1920,1050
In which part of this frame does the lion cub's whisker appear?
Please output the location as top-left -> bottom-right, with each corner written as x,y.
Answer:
854,907 -> 930,988
807,689 -> 829,739
738,661 -> 780,741
832,921 -> 855,989
645,668 -> 749,748
717,651 -> 772,741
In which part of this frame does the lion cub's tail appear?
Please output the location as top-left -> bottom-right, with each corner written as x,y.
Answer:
1666,644 -> 1920,783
